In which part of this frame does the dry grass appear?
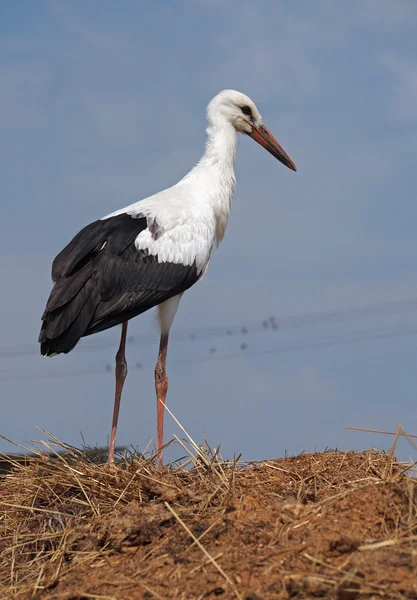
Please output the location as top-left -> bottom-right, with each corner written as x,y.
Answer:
0,428 -> 416,600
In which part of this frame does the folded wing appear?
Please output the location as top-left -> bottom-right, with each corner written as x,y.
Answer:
39,214 -> 199,355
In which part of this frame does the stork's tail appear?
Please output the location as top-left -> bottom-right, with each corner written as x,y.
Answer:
39,269 -> 98,356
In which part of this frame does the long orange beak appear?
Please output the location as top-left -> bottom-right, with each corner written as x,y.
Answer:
248,124 -> 297,171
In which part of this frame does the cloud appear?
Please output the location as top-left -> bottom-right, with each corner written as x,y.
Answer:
0,64 -> 49,128
380,53 -> 417,121
356,0 -> 417,28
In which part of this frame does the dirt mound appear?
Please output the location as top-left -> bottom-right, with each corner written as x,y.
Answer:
1,442 -> 416,599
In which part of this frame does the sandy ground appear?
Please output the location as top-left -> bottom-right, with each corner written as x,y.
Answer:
1,442 -> 416,599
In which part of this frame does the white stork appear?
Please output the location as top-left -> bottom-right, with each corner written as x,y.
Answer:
39,90 -> 296,467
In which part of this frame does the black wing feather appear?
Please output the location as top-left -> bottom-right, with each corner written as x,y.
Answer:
40,214 -> 199,356
51,215 -> 146,280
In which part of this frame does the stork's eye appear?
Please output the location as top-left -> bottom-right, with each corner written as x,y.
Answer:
241,106 -> 252,117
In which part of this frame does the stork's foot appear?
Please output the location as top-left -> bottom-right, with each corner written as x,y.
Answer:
155,452 -> 166,471
104,459 -> 117,471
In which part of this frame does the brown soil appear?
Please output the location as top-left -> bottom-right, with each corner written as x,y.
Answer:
0,443 -> 416,599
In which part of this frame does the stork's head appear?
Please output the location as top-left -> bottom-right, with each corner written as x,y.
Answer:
207,89 -> 296,171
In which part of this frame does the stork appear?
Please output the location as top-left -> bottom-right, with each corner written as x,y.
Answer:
39,90 -> 296,467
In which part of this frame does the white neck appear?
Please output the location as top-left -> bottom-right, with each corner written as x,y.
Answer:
201,120 -> 237,169
182,120 -> 237,245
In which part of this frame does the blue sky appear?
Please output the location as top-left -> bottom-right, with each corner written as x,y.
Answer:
1,0 -> 417,463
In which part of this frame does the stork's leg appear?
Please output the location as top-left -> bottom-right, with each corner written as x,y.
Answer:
155,332 -> 169,469
107,321 -> 128,465
154,294 -> 182,469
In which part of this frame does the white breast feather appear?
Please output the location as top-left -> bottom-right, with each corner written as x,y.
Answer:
102,184 -> 218,275
135,222 -> 213,274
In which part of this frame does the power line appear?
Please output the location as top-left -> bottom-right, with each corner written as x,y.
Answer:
1,322 -> 416,383
2,296 -> 417,359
